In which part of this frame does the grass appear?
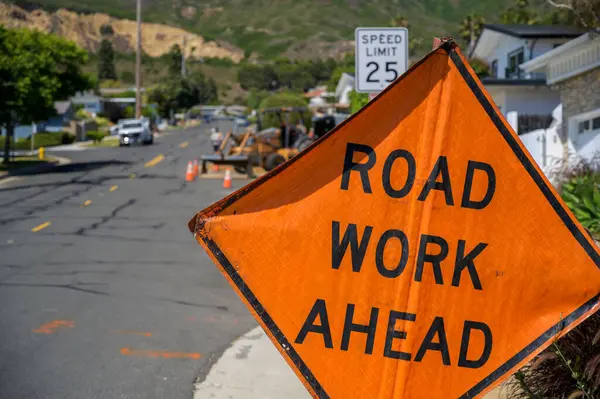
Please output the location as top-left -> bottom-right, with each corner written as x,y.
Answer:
0,132 -> 73,150
0,156 -> 52,172
82,135 -> 120,148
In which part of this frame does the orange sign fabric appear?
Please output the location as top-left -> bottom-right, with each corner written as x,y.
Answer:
189,42 -> 600,398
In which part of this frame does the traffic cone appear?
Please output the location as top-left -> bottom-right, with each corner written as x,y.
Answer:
185,161 -> 195,182
223,168 -> 232,189
212,163 -> 220,172
193,159 -> 199,177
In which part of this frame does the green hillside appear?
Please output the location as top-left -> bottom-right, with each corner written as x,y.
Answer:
11,0 -> 530,58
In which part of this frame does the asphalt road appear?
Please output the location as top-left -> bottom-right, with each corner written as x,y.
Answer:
0,122 -> 257,399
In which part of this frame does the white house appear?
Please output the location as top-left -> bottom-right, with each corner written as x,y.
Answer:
71,91 -> 104,115
470,24 -> 582,134
521,31 -> 600,161
335,73 -> 355,108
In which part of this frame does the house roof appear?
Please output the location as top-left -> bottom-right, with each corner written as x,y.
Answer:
483,24 -> 584,39
304,86 -> 327,98
335,73 -> 355,98
71,91 -> 102,104
521,31 -> 599,84
54,101 -> 71,115
470,24 -> 584,59
479,77 -> 547,86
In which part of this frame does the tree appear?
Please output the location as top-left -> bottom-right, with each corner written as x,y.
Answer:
97,39 -> 117,80
0,26 -> 92,163
458,14 -> 485,51
237,64 -> 278,91
258,91 -> 310,128
99,24 -> 114,37
348,90 -> 369,114
167,44 -> 183,76
545,0 -> 600,28
501,0 -> 539,24
205,78 -> 218,104
389,15 -> 421,56
148,73 -> 215,117
247,89 -> 269,110
390,15 -> 409,28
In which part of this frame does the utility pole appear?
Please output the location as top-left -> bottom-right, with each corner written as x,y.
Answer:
181,35 -> 187,77
135,0 -> 142,119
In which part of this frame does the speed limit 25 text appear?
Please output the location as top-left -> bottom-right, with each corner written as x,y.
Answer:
360,33 -> 404,84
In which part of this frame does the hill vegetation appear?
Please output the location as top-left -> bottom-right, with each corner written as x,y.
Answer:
8,0 -> 533,59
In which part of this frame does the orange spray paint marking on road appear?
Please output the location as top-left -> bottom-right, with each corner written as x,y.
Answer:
33,320 -> 74,334
111,330 -> 152,337
120,347 -> 202,359
109,185 -> 118,192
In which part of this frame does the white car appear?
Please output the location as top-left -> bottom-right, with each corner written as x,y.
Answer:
117,119 -> 153,146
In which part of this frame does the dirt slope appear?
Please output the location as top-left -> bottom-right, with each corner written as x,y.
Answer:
0,2 -> 244,62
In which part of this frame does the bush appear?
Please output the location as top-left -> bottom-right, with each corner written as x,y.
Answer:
86,131 -> 106,143
561,173 -> 600,239
11,132 -> 65,150
123,106 -> 135,118
61,132 -> 76,145
75,108 -> 91,121
509,313 -> 600,398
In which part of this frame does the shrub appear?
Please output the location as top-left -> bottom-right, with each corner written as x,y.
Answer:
75,108 -> 91,121
86,131 -> 106,143
61,132 -> 76,145
95,117 -> 110,128
561,173 -> 600,240
123,106 -> 135,118
12,132 -> 64,149
509,313 -> 600,398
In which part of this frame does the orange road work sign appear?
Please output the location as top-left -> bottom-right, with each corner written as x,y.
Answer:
188,41 -> 600,398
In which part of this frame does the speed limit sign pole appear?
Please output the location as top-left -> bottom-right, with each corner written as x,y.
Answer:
355,27 -> 408,97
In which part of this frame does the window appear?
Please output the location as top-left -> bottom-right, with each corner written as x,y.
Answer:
507,47 -> 525,78
578,116 -> 600,134
491,60 -> 498,78
122,122 -> 142,129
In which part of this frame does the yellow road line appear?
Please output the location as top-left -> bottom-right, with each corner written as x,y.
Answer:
83,200 -> 92,207
144,154 -> 164,168
129,174 -> 136,179
109,185 -> 118,192
32,221 -> 51,232
179,141 -> 189,148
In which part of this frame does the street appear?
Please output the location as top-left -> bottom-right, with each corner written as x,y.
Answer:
0,123 -> 256,399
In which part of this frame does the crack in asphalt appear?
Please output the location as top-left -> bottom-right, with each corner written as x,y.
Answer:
161,182 -> 187,196
74,198 -> 137,236
159,297 -> 229,312
0,282 -> 109,296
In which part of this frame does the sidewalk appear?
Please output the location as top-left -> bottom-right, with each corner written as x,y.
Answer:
0,154 -> 71,181
194,327 -> 509,399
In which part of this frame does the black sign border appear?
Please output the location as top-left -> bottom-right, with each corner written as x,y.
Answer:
193,40 -> 600,399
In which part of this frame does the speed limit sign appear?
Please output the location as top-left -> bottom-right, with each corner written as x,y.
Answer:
355,28 -> 408,93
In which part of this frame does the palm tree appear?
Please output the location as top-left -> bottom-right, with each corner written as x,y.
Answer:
458,14 -> 485,54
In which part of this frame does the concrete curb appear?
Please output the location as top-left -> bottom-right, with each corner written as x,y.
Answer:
193,326 -> 309,399
193,326 -> 509,399
0,155 -> 71,181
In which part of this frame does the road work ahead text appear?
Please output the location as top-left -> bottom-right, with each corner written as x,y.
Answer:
294,142 -> 496,369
